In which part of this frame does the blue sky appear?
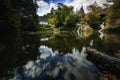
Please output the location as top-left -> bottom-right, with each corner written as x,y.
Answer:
36,0 -> 107,16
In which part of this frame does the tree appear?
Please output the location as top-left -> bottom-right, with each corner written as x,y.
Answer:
16,0 -> 39,31
64,14 -> 79,29
108,0 -> 120,19
106,0 -> 120,30
87,2 -> 101,12
48,4 -> 79,30
0,0 -> 21,31
86,2 -> 102,29
0,0 -> 39,31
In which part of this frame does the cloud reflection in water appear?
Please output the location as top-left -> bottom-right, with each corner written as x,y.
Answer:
12,46 -> 100,80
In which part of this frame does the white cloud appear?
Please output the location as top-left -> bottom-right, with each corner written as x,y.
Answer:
37,0 -> 107,16
49,2 -> 57,9
67,0 -> 107,13
37,0 -> 57,16
37,0 -> 49,7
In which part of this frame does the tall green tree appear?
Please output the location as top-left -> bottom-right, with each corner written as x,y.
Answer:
86,2 -> 102,29
0,0 -> 21,31
0,0 -> 39,31
15,0 -> 39,31
48,4 -> 79,30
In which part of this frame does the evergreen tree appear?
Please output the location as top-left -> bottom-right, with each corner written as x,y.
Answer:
0,0 -> 39,31
0,0 -> 21,31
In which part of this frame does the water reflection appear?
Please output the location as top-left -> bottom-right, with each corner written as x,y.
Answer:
90,40 -> 94,47
40,37 -> 51,41
12,47 -> 100,80
0,33 -> 18,79
0,33 -> 40,79
77,25 -> 83,37
0,31 -> 120,79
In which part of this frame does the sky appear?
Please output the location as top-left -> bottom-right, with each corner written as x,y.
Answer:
36,0 -> 107,16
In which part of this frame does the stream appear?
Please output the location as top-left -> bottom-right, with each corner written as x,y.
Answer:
0,29 -> 120,80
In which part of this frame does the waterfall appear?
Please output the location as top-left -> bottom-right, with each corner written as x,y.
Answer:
98,22 -> 105,40
77,24 -> 83,37
89,40 -> 94,46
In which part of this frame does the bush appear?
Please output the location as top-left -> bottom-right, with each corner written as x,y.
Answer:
86,13 -> 101,29
47,4 -> 79,30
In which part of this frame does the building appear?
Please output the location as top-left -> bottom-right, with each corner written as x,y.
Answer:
78,6 -> 85,18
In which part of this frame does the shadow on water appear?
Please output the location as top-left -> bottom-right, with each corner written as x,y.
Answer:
0,32 -> 40,79
92,33 -> 120,58
0,33 -> 18,79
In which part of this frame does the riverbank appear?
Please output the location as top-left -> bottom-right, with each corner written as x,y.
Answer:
87,48 -> 120,79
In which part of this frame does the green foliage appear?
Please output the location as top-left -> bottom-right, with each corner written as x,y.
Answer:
64,14 -> 79,28
47,4 -> 79,30
7,9 -> 21,31
0,0 -> 39,31
37,26 -> 53,35
105,0 -> 120,30
48,18 -> 56,25
86,13 -> 101,29
108,0 -> 120,19
79,18 -> 85,24
0,0 -> 20,31
87,2 -> 102,12
86,2 -> 102,29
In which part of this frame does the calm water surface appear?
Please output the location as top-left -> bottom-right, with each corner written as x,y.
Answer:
0,31 -> 120,80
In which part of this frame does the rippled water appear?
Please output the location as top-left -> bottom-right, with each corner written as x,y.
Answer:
0,31 -> 120,80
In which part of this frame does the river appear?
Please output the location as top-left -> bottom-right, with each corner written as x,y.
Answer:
0,31 -> 120,80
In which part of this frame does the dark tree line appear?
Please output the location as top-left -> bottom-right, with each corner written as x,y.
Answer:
0,0 -> 39,31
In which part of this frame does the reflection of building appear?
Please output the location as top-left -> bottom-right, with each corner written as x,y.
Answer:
78,6 -> 85,18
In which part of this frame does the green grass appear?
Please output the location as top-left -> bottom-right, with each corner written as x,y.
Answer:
37,26 -> 53,35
